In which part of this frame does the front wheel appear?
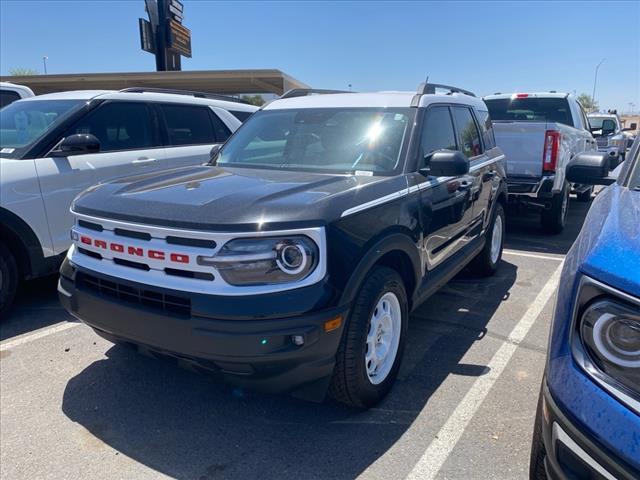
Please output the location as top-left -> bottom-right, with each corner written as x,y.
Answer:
329,266 -> 408,408
468,202 -> 505,277
0,242 -> 19,319
541,182 -> 569,234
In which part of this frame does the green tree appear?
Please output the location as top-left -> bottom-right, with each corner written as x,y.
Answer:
9,67 -> 39,76
577,93 -> 598,112
241,94 -> 266,106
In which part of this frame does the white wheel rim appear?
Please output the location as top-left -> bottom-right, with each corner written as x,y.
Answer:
490,213 -> 503,265
365,292 -> 402,385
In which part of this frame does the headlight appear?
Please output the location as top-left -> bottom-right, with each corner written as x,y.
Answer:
609,136 -> 626,148
580,299 -> 640,393
197,236 -> 319,286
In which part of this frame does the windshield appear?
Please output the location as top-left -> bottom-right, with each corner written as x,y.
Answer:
0,99 -> 83,157
484,97 -> 573,126
587,116 -> 618,130
215,108 -> 412,174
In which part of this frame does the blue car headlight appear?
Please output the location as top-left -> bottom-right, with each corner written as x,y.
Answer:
580,299 -> 640,393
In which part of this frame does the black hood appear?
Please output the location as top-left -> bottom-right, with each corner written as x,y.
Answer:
73,165 -> 401,231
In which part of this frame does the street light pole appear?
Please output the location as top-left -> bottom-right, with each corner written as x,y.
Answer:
591,58 -> 605,110
42,56 -> 48,74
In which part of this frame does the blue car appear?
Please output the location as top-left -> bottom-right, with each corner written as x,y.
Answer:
531,137 -> 640,479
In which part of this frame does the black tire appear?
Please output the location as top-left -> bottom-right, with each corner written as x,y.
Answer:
529,392 -> 548,480
468,202 -> 505,277
576,186 -> 593,202
329,266 -> 408,408
0,242 -> 19,320
541,182 -> 569,234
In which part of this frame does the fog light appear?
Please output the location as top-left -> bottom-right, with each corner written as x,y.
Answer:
291,335 -> 305,346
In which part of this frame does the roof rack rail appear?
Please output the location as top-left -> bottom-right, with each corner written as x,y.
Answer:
417,82 -> 476,97
280,88 -> 352,99
119,87 -> 250,105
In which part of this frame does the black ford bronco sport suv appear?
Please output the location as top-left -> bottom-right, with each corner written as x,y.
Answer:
59,83 -> 507,408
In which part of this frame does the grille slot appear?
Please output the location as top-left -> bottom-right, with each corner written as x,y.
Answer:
77,273 -> 191,316
113,257 -> 150,271
78,220 -> 103,232
165,268 -> 214,281
78,247 -> 102,260
166,236 -> 217,249
114,228 -> 152,241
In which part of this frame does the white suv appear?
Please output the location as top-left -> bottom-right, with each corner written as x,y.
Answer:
0,88 -> 257,315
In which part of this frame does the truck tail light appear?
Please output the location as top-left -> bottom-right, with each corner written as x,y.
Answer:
543,130 -> 561,173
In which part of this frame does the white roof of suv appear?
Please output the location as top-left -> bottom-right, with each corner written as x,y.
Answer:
264,90 -> 487,110
18,89 -> 258,113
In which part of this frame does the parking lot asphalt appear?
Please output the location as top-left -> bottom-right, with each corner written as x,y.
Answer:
0,196 -> 593,480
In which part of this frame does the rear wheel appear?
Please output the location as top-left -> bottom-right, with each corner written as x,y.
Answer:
0,242 -> 19,319
469,202 -> 505,277
541,182 -> 569,234
329,266 -> 407,408
576,185 -> 593,202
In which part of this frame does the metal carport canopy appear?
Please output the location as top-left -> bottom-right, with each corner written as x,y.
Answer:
0,69 -> 309,96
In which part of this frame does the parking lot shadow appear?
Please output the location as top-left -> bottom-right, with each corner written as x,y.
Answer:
504,194 -> 592,256
0,274 -> 69,341
61,262 -> 517,480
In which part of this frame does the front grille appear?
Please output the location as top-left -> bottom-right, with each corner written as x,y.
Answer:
596,138 -> 608,148
77,272 -> 191,316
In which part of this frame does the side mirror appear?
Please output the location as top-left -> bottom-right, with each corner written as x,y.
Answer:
631,122 -> 637,130
51,134 -> 100,157
566,152 -> 616,185
421,150 -> 470,177
209,144 -> 221,164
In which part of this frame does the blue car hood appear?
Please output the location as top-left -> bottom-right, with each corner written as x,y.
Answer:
572,184 -> 640,297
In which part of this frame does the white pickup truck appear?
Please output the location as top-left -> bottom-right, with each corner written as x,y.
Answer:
483,92 -> 597,233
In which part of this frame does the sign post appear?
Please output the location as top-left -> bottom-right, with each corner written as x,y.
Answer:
139,0 -> 191,71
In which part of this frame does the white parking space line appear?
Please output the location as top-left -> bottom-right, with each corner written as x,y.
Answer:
405,261 -> 563,480
503,249 -> 564,261
0,322 -> 81,352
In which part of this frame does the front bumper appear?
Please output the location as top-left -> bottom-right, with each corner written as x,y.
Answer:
541,380 -> 640,480
58,260 -> 348,400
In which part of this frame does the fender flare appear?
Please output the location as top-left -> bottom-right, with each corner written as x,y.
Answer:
339,233 -> 422,306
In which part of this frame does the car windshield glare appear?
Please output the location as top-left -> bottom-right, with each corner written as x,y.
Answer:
215,108 -> 411,174
0,99 -> 84,157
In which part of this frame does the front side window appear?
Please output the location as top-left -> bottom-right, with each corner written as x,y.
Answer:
216,108 -> 411,174
485,97 -> 573,127
68,102 -> 155,152
0,99 -> 83,157
451,107 -> 483,158
420,106 -> 457,165
161,104 -> 218,146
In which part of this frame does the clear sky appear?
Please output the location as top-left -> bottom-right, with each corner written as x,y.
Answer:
1,0 -> 638,112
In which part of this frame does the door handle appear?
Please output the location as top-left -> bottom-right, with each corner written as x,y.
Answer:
132,157 -> 158,165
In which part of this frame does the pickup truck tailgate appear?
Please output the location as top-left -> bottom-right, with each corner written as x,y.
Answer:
492,122 -> 547,178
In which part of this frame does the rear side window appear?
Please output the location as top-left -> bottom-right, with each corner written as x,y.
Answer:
0,90 -> 21,108
420,106 -> 457,163
451,106 -> 483,158
230,110 -> 253,122
484,97 -> 573,127
476,110 -> 495,149
68,102 -> 156,152
161,104 -> 218,146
